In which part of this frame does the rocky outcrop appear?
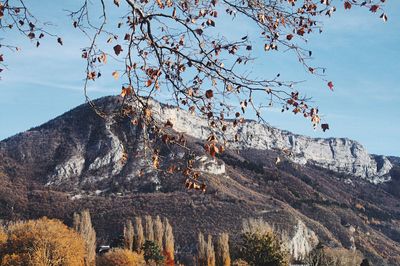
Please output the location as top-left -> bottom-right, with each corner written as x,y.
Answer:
150,100 -> 392,183
286,220 -> 319,261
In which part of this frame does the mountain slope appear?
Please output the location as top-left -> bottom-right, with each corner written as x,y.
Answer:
0,96 -> 399,265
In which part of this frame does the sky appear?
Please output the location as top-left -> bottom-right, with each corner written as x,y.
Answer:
0,1 -> 399,156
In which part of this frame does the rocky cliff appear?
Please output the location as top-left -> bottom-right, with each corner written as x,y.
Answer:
151,99 -> 393,183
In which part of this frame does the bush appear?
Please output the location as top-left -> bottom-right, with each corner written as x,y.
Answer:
232,259 -> 250,266
305,246 -> 363,266
0,217 -> 85,266
96,248 -> 145,266
237,231 -> 289,266
143,240 -> 164,264
236,219 -> 289,266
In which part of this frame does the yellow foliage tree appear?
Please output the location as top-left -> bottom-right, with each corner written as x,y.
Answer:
163,217 -> 175,263
0,224 -> 7,245
0,217 -> 85,266
96,248 -> 146,266
216,233 -> 230,266
74,210 -> 97,266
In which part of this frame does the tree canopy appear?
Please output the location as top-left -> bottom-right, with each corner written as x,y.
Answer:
0,217 -> 86,266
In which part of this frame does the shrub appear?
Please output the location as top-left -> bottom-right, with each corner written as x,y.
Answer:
0,217 -> 85,266
305,246 -> 363,266
237,218 -> 289,266
96,248 -> 145,266
143,240 -> 164,264
232,259 -> 250,266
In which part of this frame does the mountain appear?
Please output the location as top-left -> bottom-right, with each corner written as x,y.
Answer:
0,96 -> 399,265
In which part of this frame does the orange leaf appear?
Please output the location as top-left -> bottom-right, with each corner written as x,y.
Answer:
120,86 -> 132,97
145,79 -> 153,87
112,71 -> 119,80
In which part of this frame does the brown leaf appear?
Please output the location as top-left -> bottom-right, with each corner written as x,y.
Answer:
145,79 -> 153,87
194,28 -> 203,35
205,89 -> 214,99
112,71 -> 119,80
57,37 -> 63,45
100,53 -> 107,64
113,44 -> 123,56
370,5 -> 379,13
120,86 -> 132,97
344,2 -> 352,10
114,0 -> 120,7
124,33 -> 131,41
0,54 -> 3,62
87,71 -> 96,80
321,123 -> 329,132
28,32 -> 35,39
286,34 -> 293,40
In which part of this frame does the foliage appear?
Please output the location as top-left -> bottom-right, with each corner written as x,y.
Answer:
144,215 -> 155,242
123,219 -> 134,251
216,233 -> 231,266
0,224 -> 6,245
305,246 -> 363,266
142,240 -> 164,264
96,248 -> 145,266
163,217 -> 175,263
0,217 -> 85,266
198,232 -> 216,266
153,216 -> 164,252
134,216 -> 145,252
232,259 -> 250,266
74,210 -> 97,266
237,225 -> 289,266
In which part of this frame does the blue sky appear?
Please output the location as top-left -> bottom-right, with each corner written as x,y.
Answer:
0,1 -> 399,156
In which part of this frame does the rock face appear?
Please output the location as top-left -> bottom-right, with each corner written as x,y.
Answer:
151,100 -> 392,183
287,220 -> 319,261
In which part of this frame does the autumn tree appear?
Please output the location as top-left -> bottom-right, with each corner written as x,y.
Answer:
134,216 -> 145,252
216,232 -> 231,266
0,217 -> 85,266
144,215 -> 155,242
198,232 -> 216,266
153,215 -> 164,252
237,218 -> 289,266
74,210 -> 97,266
163,217 -> 175,264
123,219 -> 134,251
0,224 -> 6,245
0,0 -> 389,189
96,248 -> 146,266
